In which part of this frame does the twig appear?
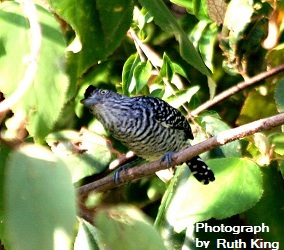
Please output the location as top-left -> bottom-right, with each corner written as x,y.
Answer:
191,64 -> 284,116
128,28 -> 162,68
0,0 -> 41,112
77,112 -> 284,197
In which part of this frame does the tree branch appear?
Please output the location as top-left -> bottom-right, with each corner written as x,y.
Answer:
191,64 -> 284,116
0,0 -> 41,112
77,112 -> 284,197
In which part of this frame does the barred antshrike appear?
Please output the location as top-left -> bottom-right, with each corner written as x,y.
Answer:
81,85 -> 215,184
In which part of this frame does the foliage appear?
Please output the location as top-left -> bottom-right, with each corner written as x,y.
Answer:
0,0 -> 284,249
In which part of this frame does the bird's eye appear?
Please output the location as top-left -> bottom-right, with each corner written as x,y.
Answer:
100,90 -> 109,95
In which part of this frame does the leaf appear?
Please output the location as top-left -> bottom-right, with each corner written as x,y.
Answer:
160,53 -> 174,81
237,88 -> 278,125
170,0 -> 192,11
139,0 -> 210,76
74,219 -> 101,250
132,61 -> 152,94
199,114 -> 242,157
49,0 -> 134,76
206,0 -> 227,25
223,0 -> 254,37
266,43 -> 284,68
274,77 -> 284,112
0,2 -> 71,141
253,133 -> 271,165
121,54 -> 141,95
269,133 -> 284,156
171,0 -> 210,20
0,143 -> 10,239
96,0 -> 133,48
244,163 -> 284,246
4,144 -> 76,250
46,130 -> 112,183
161,158 -> 262,232
95,206 -> 167,250
189,21 -> 218,71
220,0 -> 269,75
166,87 -> 200,109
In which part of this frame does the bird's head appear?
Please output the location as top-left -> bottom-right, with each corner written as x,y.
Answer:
81,85 -> 120,106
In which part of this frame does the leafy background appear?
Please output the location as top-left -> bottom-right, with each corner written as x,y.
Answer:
0,0 -> 284,249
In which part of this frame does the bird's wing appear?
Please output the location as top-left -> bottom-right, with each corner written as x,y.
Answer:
140,96 -> 194,139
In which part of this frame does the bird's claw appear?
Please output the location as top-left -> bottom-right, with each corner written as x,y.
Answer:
160,151 -> 177,167
114,165 -> 128,183
113,156 -> 144,183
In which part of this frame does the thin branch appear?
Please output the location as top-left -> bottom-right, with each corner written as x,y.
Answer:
191,64 -> 284,116
77,112 -> 284,197
0,0 -> 41,112
128,28 -> 162,68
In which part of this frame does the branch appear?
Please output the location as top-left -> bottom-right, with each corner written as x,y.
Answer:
0,0 -> 41,112
191,64 -> 284,116
77,112 -> 284,197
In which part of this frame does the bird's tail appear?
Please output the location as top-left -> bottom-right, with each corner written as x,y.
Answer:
186,156 -> 215,184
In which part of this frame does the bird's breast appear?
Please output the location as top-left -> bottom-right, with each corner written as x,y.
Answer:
111,118 -> 188,160
94,102 -> 188,160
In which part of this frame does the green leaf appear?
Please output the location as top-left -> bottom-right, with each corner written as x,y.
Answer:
150,88 -> 165,98
74,219 -> 101,250
237,88 -> 278,125
154,168 -> 186,248
166,87 -> 200,109
171,0 -> 210,20
95,206 -> 167,250
266,43 -> 284,68
132,61 -> 152,94
4,144 -> 76,250
49,0 -> 134,76
0,2 -> 71,141
172,62 -> 188,79
269,133 -> 284,156
161,158 -> 262,232
46,130 -> 112,183
170,0 -> 192,11
199,113 -> 242,157
244,163 -> 284,246
160,53 -> 174,81
139,0 -> 210,76
122,54 -> 141,95
192,0 -> 210,20
190,21 -> 218,71
274,77 -> 284,112
0,143 -> 10,239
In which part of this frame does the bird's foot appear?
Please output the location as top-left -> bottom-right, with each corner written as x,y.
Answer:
114,165 -> 128,183
113,157 -> 144,183
160,151 -> 177,167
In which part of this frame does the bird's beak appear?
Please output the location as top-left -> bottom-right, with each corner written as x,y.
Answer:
80,98 -> 96,109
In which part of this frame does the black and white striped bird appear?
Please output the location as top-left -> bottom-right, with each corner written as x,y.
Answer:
81,85 -> 215,184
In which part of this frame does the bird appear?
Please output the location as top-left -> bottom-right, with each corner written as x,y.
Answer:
81,85 -> 215,184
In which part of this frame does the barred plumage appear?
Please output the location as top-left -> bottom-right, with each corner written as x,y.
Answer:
81,85 -> 215,184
